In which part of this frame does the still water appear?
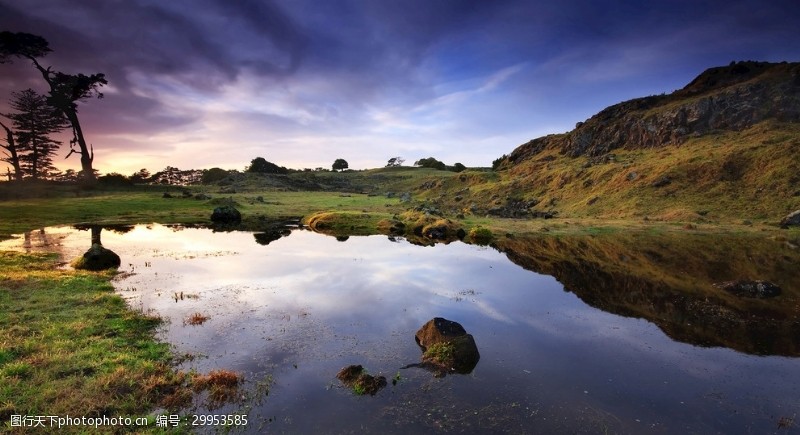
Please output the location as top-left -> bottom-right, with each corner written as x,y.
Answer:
4,224 -> 800,434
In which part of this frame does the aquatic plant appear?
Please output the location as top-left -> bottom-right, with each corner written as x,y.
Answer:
185,312 -> 210,326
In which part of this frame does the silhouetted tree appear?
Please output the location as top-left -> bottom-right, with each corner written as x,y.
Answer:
386,156 -> 404,167
4,89 -> 69,180
151,166 -> 202,185
98,172 -> 131,186
0,31 -> 106,183
332,158 -> 348,172
130,168 -> 151,184
201,167 -> 229,184
0,119 -> 22,181
55,168 -> 80,182
451,162 -> 466,173
247,157 -> 288,174
414,157 -> 446,170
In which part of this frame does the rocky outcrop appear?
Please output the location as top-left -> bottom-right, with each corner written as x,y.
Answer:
780,210 -> 800,228
487,198 -> 541,218
713,280 -> 782,298
505,61 -> 800,165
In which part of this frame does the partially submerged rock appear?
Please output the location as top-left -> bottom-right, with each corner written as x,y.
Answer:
211,205 -> 241,223
72,244 -> 121,271
414,317 -> 480,375
336,365 -> 387,396
713,280 -> 782,298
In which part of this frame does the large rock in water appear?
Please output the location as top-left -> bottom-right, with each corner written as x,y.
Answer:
780,210 -> 800,228
71,244 -> 121,271
415,317 -> 480,374
211,205 -> 241,223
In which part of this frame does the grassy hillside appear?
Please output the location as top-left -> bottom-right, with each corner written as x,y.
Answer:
504,120 -> 799,221
398,122 -> 799,224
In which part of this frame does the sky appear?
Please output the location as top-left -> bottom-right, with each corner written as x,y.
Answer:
1,0 -> 799,175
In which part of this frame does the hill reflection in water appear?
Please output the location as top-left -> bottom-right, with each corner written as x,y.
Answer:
495,232 -> 800,356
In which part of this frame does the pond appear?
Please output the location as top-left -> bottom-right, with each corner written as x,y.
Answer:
3,224 -> 800,433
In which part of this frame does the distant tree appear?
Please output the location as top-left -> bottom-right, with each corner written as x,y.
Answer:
386,156 -> 404,167
3,89 -> 69,180
451,162 -> 466,173
247,157 -> 288,174
79,168 -> 101,181
130,168 -> 151,184
56,168 -> 80,182
332,158 -> 349,172
201,167 -> 230,184
414,157 -> 446,170
98,172 -> 131,186
151,166 -> 187,185
165,169 -> 206,184
0,31 -> 107,183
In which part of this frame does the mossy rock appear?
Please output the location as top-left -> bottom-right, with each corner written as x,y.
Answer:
415,317 -> 480,374
421,335 -> 480,374
211,205 -> 241,223
336,364 -> 387,396
305,211 -> 386,236
71,244 -> 121,271
376,218 -> 405,235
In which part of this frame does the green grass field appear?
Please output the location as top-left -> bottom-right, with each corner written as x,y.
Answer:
0,251 -> 189,431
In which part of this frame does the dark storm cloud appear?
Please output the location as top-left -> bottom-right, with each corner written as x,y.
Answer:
1,0 -> 799,173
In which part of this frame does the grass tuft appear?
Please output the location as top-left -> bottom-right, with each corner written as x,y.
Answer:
185,312 -> 210,326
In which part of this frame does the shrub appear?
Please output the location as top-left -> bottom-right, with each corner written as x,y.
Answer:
201,167 -> 229,184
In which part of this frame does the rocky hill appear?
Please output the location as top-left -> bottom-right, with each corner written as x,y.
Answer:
398,61 -> 799,222
503,61 -> 800,164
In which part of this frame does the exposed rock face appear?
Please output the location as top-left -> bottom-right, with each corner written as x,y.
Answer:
211,205 -> 241,223
415,317 -> 480,375
780,210 -> 800,227
505,61 -> 800,165
713,280 -> 782,298
487,199 -> 540,218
